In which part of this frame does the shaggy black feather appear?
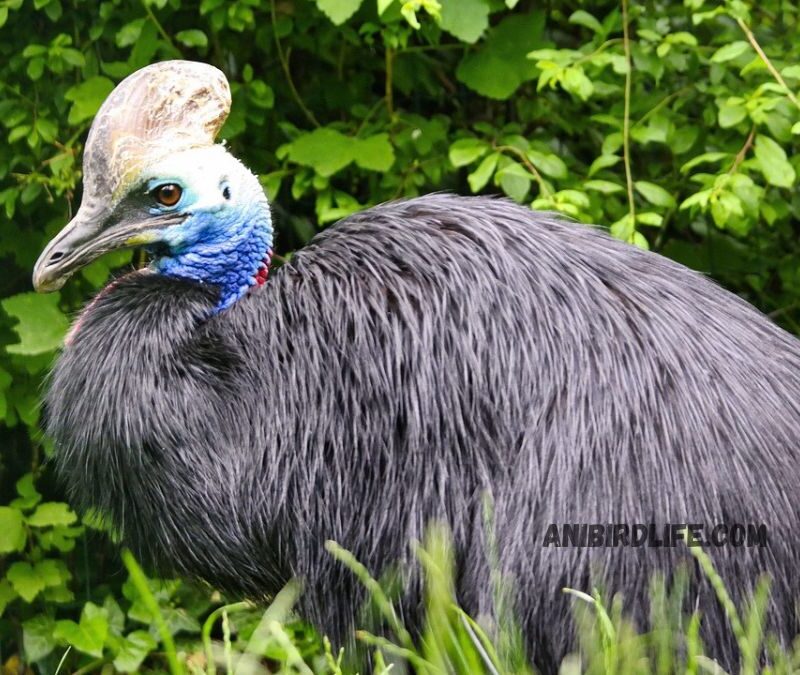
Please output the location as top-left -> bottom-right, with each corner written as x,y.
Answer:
45,194 -> 800,672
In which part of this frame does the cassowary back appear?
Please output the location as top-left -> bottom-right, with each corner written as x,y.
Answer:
45,194 -> 800,672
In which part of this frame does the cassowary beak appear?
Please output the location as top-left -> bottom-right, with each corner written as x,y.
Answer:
33,204 -> 111,292
32,206 -> 181,293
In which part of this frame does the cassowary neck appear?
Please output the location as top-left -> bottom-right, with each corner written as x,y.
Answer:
153,180 -> 272,312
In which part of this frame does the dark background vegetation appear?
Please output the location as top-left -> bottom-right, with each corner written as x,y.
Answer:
1,0 -> 799,671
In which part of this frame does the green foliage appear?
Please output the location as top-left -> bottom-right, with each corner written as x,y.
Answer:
2,0 -> 800,671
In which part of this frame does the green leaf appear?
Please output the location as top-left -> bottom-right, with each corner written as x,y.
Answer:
104,595 -> 126,636
636,211 -> 664,227
561,66 -> 594,100
456,12 -> 545,100
0,580 -> 16,616
0,507 -> 25,553
584,179 -> 623,194
23,615 -> 58,662
54,602 -> 109,658
27,502 -> 78,528
315,0 -> 364,24
754,134 -> 796,188
569,10 -> 602,33
354,133 -> 395,171
588,154 -> 621,176
113,630 -> 157,672
718,101 -> 747,128
468,153 -> 499,192
64,76 -> 115,124
634,180 -> 677,208
175,29 -> 208,48
259,172 -> 284,201
680,188 -> 712,210
680,152 -> 730,173
711,190 -> 744,228
287,128 -> 354,177
610,213 -> 635,241
496,161 -> 531,202
448,138 -> 488,167
116,18 -> 145,47
38,525 -> 84,553
526,150 -> 568,179
439,0 -> 489,43
710,41 -> 750,63
12,474 -> 42,511
36,560 -> 70,590
7,562 -> 46,602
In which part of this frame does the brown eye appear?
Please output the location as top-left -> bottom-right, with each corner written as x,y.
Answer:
153,183 -> 182,207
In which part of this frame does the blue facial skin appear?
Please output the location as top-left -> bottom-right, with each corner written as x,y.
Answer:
147,179 -> 273,312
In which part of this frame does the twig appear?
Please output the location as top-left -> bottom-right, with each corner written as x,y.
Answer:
574,37 -> 624,66
385,46 -> 395,118
396,42 -> 464,54
737,18 -> 800,112
270,0 -> 320,128
635,86 -> 693,127
768,301 -> 800,319
726,125 -> 756,176
142,0 -> 180,56
621,0 -> 636,232
355,98 -> 386,137
494,144 -> 553,197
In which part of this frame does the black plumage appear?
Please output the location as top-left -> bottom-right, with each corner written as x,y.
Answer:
45,194 -> 800,672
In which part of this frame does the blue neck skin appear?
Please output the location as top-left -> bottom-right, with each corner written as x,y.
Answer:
151,200 -> 273,312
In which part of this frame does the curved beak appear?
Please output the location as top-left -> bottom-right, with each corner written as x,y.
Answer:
32,205 -> 182,293
33,207 -> 106,292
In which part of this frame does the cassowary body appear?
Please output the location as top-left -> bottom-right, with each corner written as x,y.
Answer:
34,62 -> 800,672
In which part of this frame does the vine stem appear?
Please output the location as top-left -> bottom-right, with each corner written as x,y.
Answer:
737,18 -> 800,112
621,0 -> 636,233
270,0 -> 320,128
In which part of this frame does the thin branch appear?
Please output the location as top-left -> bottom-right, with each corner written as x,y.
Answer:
355,98 -> 386,137
396,42 -> 465,55
710,125 -> 755,201
574,37 -> 624,67
385,46 -> 395,118
726,125 -> 756,176
270,0 -> 320,128
142,0 -> 180,55
769,301 -> 800,319
621,0 -> 636,233
737,17 -> 800,112
635,86 -> 693,127
494,144 -> 553,197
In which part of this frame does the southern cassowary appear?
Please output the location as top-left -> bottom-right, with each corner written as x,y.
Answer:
32,61 -> 800,671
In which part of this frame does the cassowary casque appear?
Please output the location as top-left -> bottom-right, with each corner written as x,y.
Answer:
33,61 -> 800,672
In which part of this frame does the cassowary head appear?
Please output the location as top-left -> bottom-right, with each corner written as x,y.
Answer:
33,61 -> 272,310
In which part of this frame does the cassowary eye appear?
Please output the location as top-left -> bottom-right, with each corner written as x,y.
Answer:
152,183 -> 183,207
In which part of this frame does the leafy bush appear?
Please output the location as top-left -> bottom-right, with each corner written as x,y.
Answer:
1,0 -> 800,671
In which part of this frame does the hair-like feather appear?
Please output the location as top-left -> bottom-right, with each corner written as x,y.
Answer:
45,194 -> 800,672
